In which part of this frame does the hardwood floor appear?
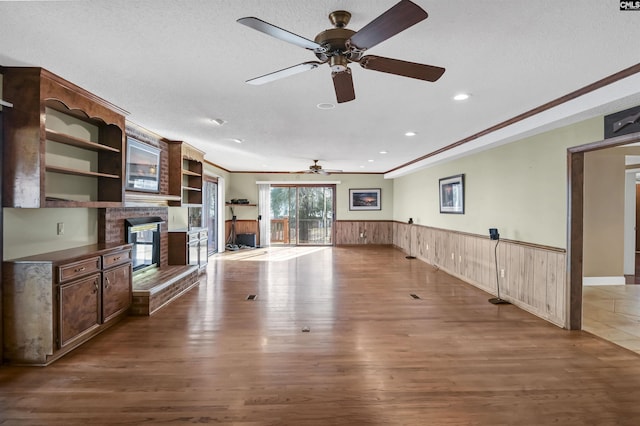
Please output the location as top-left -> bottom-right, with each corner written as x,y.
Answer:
2,246 -> 640,425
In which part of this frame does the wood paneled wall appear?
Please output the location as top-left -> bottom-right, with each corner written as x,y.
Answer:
225,220 -> 259,245
335,221 -> 393,245
393,222 -> 567,327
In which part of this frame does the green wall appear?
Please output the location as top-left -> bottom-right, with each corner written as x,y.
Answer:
393,117 -> 603,249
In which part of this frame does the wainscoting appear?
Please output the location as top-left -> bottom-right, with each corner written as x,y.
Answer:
225,220 -> 259,245
393,222 -> 567,327
335,220 -> 393,245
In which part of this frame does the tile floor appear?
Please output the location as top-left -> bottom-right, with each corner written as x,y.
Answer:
583,284 -> 640,354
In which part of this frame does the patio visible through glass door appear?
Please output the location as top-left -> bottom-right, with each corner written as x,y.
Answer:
270,185 -> 334,246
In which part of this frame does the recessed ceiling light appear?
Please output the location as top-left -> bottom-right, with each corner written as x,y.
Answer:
360,165 -> 365,168
453,93 -> 470,101
317,103 -> 335,110
210,118 -> 227,126
405,131 -> 417,137
230,138 -> 243,144
379,150 -> 388,154
368,159 -> 374,163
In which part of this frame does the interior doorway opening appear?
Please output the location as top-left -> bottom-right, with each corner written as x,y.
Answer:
569,131 -> 640,330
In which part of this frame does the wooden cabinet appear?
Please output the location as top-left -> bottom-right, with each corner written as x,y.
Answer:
168,141 -> 204,206
102,250 -> 133,323
168,229 -> 208,271
2,67 -> 127,208
2,243 -> 132,365
59,273 -> 101,348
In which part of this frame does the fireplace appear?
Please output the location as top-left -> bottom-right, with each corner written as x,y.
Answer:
125,217 -> 164,272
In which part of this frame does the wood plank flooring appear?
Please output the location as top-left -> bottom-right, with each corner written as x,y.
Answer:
2,246 -> 640,425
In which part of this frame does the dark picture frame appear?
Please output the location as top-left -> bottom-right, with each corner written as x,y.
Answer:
349,188 -> 381,211
125,137 -> 161,193
439,174 -> 465,214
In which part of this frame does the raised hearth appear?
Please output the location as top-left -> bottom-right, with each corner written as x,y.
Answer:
130,265 -> 200,315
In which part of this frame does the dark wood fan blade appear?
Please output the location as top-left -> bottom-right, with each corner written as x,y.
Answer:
347,0 -> 427,51
332,69 -> 356,103
237,17 -> 326,52
359,55 -> 445,82
246,62 -> 323,85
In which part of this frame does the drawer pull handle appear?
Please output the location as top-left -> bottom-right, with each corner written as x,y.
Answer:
74,267 -> 86,273
113,256 -> 121,261
105,277 -> 110,289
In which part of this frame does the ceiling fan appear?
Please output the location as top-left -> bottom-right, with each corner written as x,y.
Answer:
237,0 -> 445,103
296,160 -> 343,175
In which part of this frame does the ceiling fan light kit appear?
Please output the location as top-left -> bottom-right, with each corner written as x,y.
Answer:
238,0 -> 445,103
295,160 -> 343,175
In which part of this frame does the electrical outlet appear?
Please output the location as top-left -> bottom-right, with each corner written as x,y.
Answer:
451,252 -> 455,260
459,255 -> 462,263
57,222 -> 64,235
426,244 -> 429,250
500,269 -> 505,278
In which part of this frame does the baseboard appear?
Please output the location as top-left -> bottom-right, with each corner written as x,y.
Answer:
583,276 -> 626,286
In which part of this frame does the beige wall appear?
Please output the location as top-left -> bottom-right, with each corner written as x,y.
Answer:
393,117 -> 603,249
3,208 -> 98,260
226,172 -> 393,221
583,148 -> 627,279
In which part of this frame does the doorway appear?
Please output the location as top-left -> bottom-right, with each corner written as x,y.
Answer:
270,185 -> 335,245
568,132 -> 640,330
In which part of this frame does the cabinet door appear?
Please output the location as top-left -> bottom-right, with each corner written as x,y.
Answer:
59,273 -> 101,348
102,263 -> 132,323
188,241 -> 199,267
199,238 -> 208,268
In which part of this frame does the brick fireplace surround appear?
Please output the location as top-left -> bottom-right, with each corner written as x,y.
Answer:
98,207 -> 169,268
94,125 -> 200,315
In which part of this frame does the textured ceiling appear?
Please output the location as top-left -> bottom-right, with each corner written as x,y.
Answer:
1,1 -> 639,175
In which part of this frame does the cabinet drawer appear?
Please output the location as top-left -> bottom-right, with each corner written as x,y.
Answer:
199,230 -> 208,240
57,257 -> 101,283
188,232 -> 199,243
103,249 -> 132,269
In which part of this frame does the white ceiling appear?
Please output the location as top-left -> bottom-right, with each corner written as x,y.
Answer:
1,1 -> 639,176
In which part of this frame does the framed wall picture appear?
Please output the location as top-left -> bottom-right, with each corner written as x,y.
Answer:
349,188 -> 381,211
439,174 -> 464,214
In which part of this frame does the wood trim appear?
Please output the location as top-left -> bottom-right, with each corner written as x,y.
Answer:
568,151 -> 584,330
335,220 -> 392,223
567,130 -> 640,330
569,130 -> 640,154
386,63 -> 640,174
393,221 -> 566,253
40,68 -> 129,117
204,159 -> 230,173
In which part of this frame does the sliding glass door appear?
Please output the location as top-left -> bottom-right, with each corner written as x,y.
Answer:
203,177 -> 218,255
270,185 -> 335,246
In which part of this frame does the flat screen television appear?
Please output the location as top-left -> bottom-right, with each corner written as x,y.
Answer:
125,137 -> 161,192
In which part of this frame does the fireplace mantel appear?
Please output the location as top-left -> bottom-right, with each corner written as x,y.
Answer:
124,192 -> 181,207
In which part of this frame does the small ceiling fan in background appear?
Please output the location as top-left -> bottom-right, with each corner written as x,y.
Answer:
237,0 -> 445,103
295,160 -> 343,175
